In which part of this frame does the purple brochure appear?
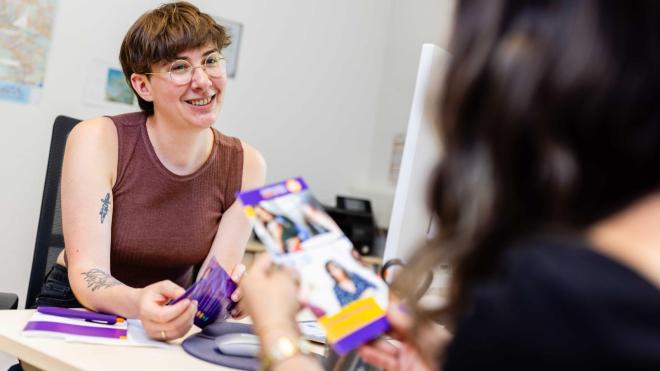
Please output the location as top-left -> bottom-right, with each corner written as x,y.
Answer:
171,259 -> 237,328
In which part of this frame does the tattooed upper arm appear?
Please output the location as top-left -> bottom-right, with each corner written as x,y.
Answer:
81,268 -> 122,291
99,193 -> 111,224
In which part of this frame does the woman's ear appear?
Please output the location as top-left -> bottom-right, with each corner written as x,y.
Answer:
130,73 -> 153,102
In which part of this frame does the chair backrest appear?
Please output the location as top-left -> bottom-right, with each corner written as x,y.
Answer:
25,116 -> 81,309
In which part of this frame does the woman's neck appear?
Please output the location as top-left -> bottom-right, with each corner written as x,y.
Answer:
588,191 -> 660,289
146,114 -> 214,176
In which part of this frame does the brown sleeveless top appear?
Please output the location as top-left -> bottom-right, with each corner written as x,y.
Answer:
108,112 -> 243,288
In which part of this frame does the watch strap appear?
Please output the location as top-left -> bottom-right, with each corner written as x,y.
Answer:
260,336 -> 311,370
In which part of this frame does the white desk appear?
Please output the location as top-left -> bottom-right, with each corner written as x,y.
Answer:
0,309 -> 243,371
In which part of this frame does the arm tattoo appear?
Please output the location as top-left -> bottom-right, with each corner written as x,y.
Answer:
99,193 -> 111,224
81,268 -> 122,291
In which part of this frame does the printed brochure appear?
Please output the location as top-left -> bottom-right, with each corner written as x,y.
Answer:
237,177 -> 389,355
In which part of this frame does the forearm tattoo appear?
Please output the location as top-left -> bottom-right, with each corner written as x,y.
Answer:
81,268 -> 122,291
99,193 -> 111,224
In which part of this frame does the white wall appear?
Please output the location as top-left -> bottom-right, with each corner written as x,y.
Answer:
357,0 -> 455,227
0,0 -> 454,308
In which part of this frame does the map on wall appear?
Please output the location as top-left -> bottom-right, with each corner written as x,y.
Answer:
0,0 -> 58,104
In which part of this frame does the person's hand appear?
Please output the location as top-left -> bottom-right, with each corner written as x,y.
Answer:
229,263 -> 247,319
137,280 -> 197,341
359,340 -> 433,371
358,299 -> 451,370
241,254 -> 301,335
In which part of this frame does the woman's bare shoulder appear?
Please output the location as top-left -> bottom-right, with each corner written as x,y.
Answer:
239,140 -> 267,190
68,116 -> 117,148
65,116 -> 118,182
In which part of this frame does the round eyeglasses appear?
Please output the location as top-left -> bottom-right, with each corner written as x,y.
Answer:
143,52 -> 227,85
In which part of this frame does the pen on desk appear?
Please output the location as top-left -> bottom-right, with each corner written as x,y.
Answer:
37,306 -> 124,325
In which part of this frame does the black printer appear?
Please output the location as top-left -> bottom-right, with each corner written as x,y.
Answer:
323,196 -> 376,256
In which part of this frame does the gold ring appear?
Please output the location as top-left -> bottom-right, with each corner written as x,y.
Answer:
160,330 -> 167,340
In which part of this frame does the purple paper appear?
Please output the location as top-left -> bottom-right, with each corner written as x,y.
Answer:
236,177 -> 308,206
171,259 -> 237,328
37,306 -> 120,324
332,316 -> 390,355
24,321 -> 127,339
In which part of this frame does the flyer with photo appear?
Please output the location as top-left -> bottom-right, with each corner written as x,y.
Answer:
237,177 -> 390,355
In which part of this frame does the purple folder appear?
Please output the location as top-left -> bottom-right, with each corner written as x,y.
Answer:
24,321 -> 127,339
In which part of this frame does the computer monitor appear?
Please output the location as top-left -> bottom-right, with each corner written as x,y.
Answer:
383,44 -> 450,264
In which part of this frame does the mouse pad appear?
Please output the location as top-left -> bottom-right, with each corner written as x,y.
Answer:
182,322 -> 260,371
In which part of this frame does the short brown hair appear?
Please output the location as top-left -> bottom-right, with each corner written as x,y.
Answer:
119,1 -> 231,115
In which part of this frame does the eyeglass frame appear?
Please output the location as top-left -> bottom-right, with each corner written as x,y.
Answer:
141,51 -> 227,85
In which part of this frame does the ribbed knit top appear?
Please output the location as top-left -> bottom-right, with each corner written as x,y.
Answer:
108,112 -> 243,288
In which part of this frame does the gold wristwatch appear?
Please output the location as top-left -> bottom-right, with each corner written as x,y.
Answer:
260,336 -> 311,370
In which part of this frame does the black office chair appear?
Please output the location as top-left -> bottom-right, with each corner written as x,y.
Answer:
22,116 -> 81,309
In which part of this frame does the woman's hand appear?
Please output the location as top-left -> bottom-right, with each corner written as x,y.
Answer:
359,340 -> 434,371
358,299 -> 451,370
241,254 -> 301,335
138,280 -> 197,341
229,263 -> 247,319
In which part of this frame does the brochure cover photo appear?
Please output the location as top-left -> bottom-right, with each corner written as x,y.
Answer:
238,177 -> 390,355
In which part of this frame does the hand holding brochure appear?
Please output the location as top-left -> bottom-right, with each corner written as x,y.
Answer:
238,177 -> 390,355
170,258 -> 237,328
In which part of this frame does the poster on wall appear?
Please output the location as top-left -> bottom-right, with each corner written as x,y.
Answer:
82,59 -> 137,109
0,0 -> 58,105
104,68 -> 135,105
214,17 -> 242,78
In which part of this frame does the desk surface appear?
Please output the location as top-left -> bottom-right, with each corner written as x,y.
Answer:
0,310 -> 243,371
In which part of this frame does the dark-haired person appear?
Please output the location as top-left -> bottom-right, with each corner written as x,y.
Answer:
325,260 -> 376,306
241,0 -> 660,369
253,205 -> 307,253
34,2 -> 265,341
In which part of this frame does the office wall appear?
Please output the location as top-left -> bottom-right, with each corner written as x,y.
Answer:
0,0 -> 454,308
357,0 -> 456,226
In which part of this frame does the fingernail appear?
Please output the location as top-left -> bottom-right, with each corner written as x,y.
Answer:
397,303 -> 411,315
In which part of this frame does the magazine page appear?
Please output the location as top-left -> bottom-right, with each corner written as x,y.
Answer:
238,177 -> 389,355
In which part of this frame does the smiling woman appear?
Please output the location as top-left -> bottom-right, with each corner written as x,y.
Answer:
33,1 -> 266,342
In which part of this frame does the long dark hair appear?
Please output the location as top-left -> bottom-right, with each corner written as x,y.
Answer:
325,260 -> 351,284
396,0 -> 660,327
